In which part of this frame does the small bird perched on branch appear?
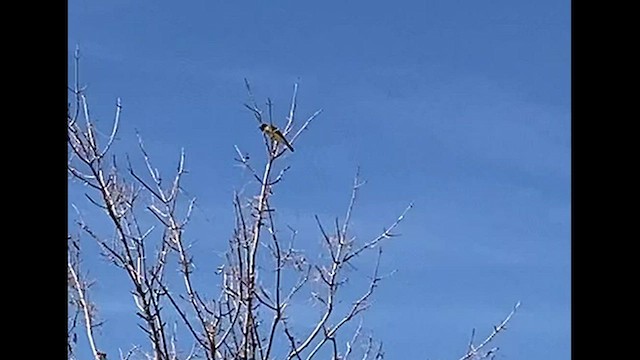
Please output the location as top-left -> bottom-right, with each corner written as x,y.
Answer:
259,123 -> 294,152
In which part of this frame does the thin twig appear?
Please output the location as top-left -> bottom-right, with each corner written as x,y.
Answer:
343,203 -> 413,263
458,301 -> 521,360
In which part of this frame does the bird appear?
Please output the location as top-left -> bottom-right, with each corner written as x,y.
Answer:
259,123 -> 294,152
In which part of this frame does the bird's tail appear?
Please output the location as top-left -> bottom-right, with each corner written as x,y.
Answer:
283,139 -> 294,152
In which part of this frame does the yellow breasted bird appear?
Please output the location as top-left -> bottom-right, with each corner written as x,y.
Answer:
259,123 -> 294,152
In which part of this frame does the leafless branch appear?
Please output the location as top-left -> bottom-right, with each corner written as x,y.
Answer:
118,345 -> 140,360
68,251 -> 103,360
67,75 -> 439,360
285,169 -> 411,360
343,202 -> 413,263
98,97 -> 122,158
458,301 -> 521,360
304,248 -> 386,360
289,109 -> 323,145
284,82 -> 298,133
234,144 -> 262,183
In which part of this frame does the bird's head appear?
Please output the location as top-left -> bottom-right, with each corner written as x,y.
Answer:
259,123 -> 268,131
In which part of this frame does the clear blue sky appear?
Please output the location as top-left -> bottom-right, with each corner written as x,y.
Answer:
68,1 -> 570,359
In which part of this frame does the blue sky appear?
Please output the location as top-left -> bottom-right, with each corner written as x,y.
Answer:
68,1 -> 570,359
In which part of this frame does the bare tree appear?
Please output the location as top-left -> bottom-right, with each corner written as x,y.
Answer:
67,50 -> 519,360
